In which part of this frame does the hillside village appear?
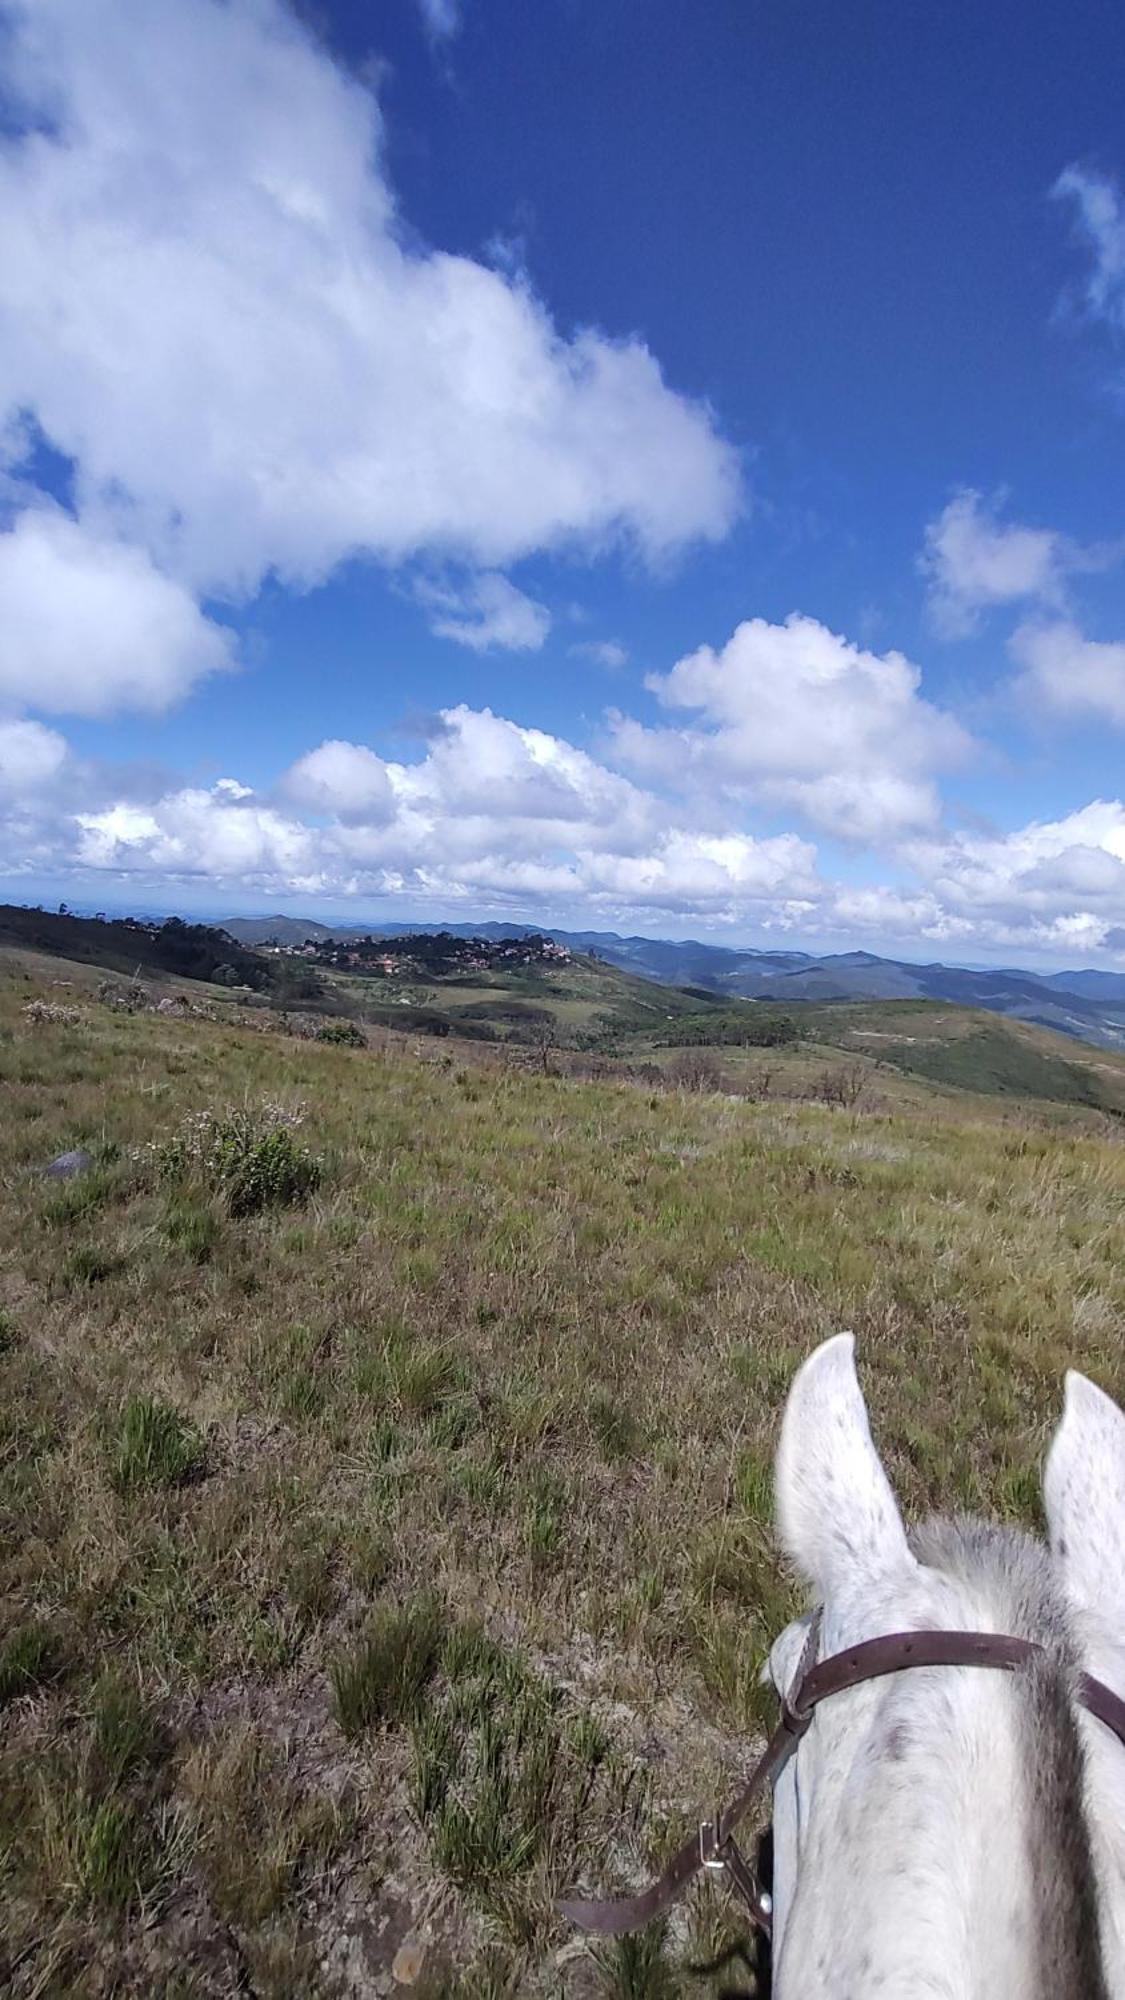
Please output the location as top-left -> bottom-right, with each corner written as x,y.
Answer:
266,929 -> 573,979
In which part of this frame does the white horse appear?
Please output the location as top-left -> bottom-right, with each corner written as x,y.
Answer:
768,1333 -> 1125,1998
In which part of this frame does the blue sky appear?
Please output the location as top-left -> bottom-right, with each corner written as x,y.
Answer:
3,0 -> 1125,963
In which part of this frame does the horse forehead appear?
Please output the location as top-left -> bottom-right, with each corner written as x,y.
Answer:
769,1562 -> 975,1696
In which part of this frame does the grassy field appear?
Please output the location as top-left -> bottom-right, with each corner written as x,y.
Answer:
2,946 -> 1125,1995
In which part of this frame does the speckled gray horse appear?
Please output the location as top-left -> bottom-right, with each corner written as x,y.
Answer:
767,1335 -> 1125,1998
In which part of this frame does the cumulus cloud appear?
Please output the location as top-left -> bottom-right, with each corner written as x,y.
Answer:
0,509 -> 235,716
900,801 -> 1125,956
74,788 -> 320,883
281,740 -> 396,823
611,612 -> 970,842
0,0 -> 738,718
388,705 -> 661,848
920,490 -> 1067,637
0,716 -> 69,795
779,803 -> 1125,959
1009,620 -> 1125,726
12,700 -> 1125,961
416,573 -> 551,652
0,703 -> 819,923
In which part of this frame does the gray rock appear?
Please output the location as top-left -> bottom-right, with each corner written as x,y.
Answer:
44,1148 -> 94,1179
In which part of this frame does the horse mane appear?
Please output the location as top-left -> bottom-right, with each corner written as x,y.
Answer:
910,1514 -> 1108,1999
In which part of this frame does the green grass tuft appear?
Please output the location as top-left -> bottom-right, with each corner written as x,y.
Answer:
408,1620 -> 630,1944
163,1198 -> 220,1262
597,1920 -> 678,1998
589,1387 -> 644,1462
64,1244 -> 125,1286
0,1621 -> 62,1706
110,1396 -> 204,1493
331,1594 -> 447,1737
90,1668 -> 164,1786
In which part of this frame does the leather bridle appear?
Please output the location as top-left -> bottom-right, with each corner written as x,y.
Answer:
558,1618 -> 1125,1941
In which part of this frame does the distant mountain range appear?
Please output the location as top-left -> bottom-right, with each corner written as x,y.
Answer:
220,914 -> 1125,1050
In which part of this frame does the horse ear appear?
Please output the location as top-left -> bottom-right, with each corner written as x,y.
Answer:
775,1333 -> 913,1595
1043,1370 -> 1125,1630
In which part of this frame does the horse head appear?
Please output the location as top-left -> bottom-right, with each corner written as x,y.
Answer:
768,1333 -> 1123,1998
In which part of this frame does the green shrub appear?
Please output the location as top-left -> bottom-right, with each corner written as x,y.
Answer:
315,1019 -> 366,1047
655,1010 -> 802,1049
157,1106 -> 322,1218
215,1125 -> 321,1218
111,1396 -> 204,1493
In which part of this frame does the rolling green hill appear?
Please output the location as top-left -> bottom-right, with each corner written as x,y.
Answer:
799,999 -> 1125,1117
0,903 -> 322,1003
5,904 -> 1125,1119
220,913 -> 1125,1050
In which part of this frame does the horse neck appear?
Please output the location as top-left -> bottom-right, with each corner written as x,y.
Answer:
773,1524 -> 1109,2000
1071,1602 -> 1125,1991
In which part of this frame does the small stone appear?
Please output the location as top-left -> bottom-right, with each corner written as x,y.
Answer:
44,1149 -> 94,1179
391,1939 -> 426,1986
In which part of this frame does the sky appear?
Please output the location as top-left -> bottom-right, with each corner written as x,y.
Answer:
2,0 -> 1125,965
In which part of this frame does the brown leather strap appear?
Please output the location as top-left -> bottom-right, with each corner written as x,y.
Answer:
556,1613 -> 821,1938
556,1704 -> 801,1935
711,1833 -> 773,1936
558,1625 -> 1125,1938
793,1627 -> 1040,1715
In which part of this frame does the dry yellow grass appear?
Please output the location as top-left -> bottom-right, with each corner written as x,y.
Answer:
1,946 -> 1123,1994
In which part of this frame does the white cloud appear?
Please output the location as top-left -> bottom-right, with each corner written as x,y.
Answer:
3,704 -> 818,923
0,0 -> 738,719
0,508 -> 235,717
900,801 -> 1125,955
14,705 -> 1125,962
0,716 -> 69,795
576,829 -> 817,910
920,490 -> 1066,637
416,0 -> 461,39
282,740 -> 396,823
1010,620 -> 1125,726
388,705 -> 661,849
416,573 -> 551,653
571,639 -> 630,670
612,612 -> 970,842
1053,166 -> 1125,329
74,788 -> 320,883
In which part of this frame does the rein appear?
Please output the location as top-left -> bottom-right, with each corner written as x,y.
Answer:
558,1621 -> 1125,1940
